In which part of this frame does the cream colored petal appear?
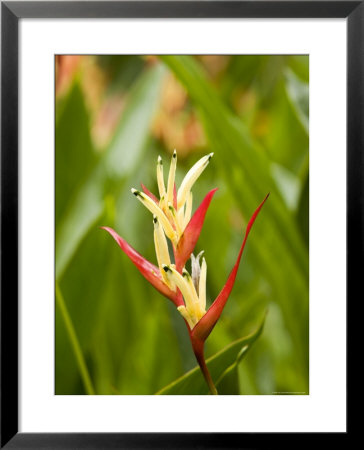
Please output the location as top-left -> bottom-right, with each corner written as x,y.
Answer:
168,202 -> 182,237
167,149 -> 177,206
153,216 -> 174,290
177,305 -> 195,329
162,265 -> 196,318
177,206 -> 185,227
183,191 -> 193,230
131,189 -> 177,245
177,153 -> 213,209
182,268 -> 200,306
159,194 -> 167,213
191,250 -> 204,293
156,156 -> 166,198
153,216 -> 170,267
182,268 -> 206,321
198,257 -> 207,311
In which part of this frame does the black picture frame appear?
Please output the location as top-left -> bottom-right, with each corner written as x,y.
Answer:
1,1 -> 357,447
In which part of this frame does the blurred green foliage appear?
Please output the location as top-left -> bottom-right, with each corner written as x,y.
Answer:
55,55 -> 309,395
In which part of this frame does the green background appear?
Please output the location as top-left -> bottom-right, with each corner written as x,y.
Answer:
55,55 -> 309,395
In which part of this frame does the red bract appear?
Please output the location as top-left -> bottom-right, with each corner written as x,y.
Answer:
140,183 -> 158,204
188,193 -> 269,393
175,188 -> 218,272
101,226 -> 181,307
192,193 -> 270,343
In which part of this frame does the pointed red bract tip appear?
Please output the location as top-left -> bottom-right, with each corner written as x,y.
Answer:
191,193 -> 269,342
175,188 -> 218,271
101,226 -> 181,306
141,184 -> 159,204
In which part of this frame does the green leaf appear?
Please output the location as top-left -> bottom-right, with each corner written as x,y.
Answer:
214,344 -> 253,395
156,315 -> 265,395
56,64 -> 166,279
284,67 -> 309,134
271,163 -> 300,211
256,63 -> 308,171
215,363 -> 240,395
296,171 -> 309,246
287,55 -> 309,83
55,281 -> 95,395
56,82 -> 97,226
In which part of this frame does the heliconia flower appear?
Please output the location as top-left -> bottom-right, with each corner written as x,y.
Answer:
102,149 -> 268,394
131,149 -> 214,247
102,150 -> 215,307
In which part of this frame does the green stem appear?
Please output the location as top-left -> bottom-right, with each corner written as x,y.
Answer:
55,281 -> 95,395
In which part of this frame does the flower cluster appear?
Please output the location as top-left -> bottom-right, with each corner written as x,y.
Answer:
102,150 -> 268,394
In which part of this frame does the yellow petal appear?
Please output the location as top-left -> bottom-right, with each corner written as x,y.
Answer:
168,202 -> 182,237
157,156 -> 166,198
183,191 -> 193,229
162,265 -> 196,318
167,149 -> 177,207
131,189 -> 177,245
153,216 -> 175,290
177,153 -> 213,209
183,268 -> 205,320
198,257 -> 207,311
177,305 -> 195,329
182,268 -> 200,307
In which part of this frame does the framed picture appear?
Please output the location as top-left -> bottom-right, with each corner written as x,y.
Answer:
1,1 -> 355,447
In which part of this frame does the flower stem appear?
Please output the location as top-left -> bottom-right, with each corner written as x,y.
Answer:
192,338 -> 218,395
55,281 -> 95,395
199,357 -> 218,395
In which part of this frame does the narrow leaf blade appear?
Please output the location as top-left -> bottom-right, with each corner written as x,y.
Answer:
156,315 -> 265,395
